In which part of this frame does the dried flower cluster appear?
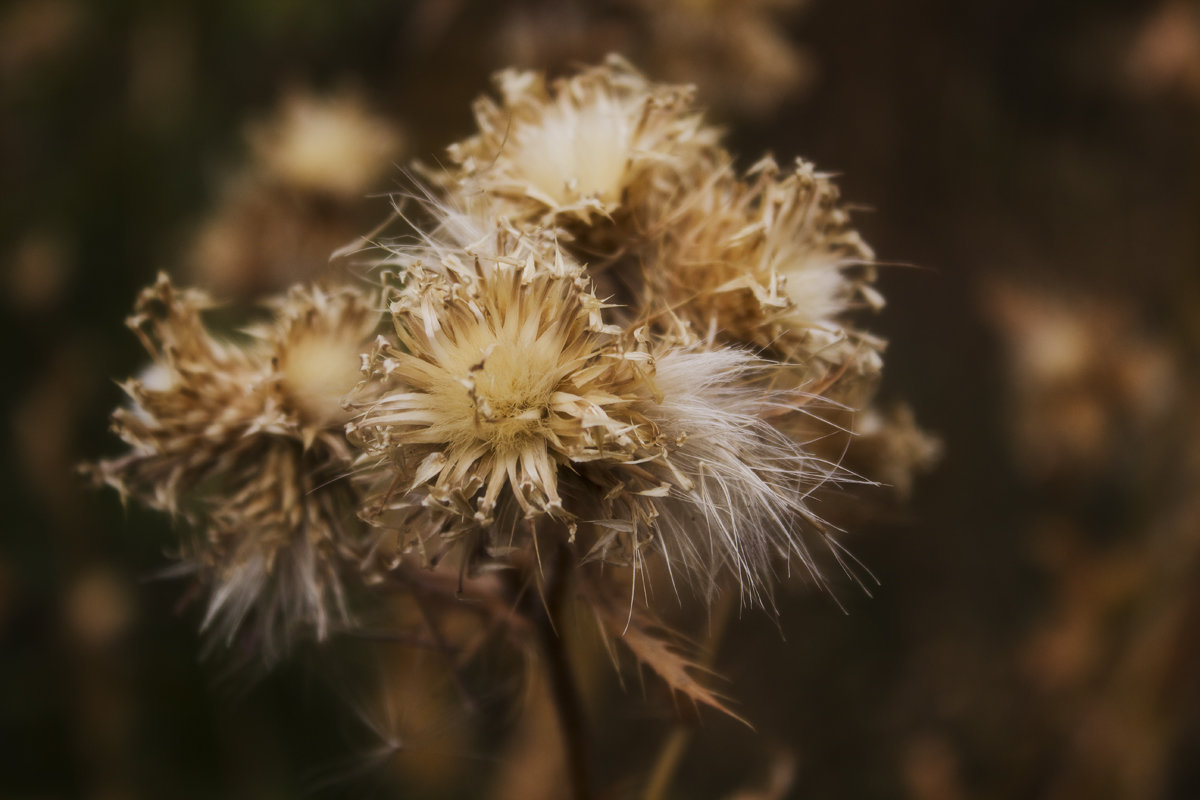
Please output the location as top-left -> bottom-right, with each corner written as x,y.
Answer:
331,59 -> 891,610
92,58 -> 926,773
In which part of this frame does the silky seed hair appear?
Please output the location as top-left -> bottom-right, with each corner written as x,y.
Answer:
628,346 -> 857,605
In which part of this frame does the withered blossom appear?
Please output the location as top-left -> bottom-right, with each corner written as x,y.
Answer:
645,156 -> 884,380
189,89 -> 404,299
446,55 -> 722,226
92,275 -> 381,657
349,249 -> 658,528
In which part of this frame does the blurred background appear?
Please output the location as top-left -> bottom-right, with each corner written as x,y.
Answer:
3,0 -> 1199,797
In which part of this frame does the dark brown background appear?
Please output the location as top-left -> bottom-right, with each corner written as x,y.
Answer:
3,1 -> 1198,797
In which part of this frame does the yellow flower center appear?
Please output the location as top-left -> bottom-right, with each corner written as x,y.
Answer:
469,340 -> 558,448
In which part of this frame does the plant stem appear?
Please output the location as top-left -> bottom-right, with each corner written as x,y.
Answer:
641,726 -> 690,800
532,539 -> 595,800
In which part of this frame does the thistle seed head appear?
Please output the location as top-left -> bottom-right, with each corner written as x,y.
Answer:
351,249 -> 657,524
91,275 -> 382,658
646,157 -> 883,379
447,54 -> 722,225
249,89 -> 401,198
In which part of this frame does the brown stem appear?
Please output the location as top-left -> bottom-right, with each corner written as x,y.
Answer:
524,537 -> 595,800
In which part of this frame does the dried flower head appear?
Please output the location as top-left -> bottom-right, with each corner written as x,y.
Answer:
274,282 -> 383,433
646,157 -> 884,379
92,275 -> 381,657
350,249 -> 657,527
250,89 -> 403,198
92,61 -> 928,759
446,55 -> 721,225
188,88 -> 404,299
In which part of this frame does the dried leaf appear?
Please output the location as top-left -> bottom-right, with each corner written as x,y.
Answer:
587,578 -> 749,726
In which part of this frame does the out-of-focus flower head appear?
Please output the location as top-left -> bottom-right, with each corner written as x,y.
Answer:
986,282 -> 1177,484
620,0 -> 813,118
851,404 -> 943,499
481,0 -> 813,119
91,275 -> 381,659
190,88 -> 404,299
249,89 -> 403,198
